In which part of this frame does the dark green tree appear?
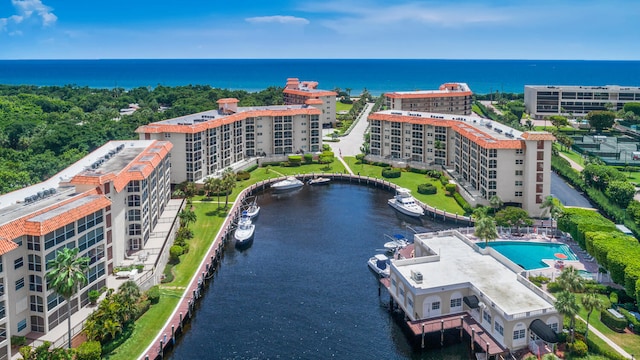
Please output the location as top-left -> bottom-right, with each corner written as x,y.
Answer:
494,207 -> 533,234
586,110 -> 616,133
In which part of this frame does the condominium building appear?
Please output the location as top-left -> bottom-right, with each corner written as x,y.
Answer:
0,140 -> 172,358
388,231 -> 560,355
524,85 -> 640,119
368,110 -> 554,217
384,83 -> 473,115
137,98 -> 322,184
283,78 -> 337,128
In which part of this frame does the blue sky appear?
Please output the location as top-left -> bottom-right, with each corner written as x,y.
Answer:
0,0 -> 638,60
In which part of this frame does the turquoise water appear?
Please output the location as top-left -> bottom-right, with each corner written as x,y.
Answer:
479,241 -> 577,270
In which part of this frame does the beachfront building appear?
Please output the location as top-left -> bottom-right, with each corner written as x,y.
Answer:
137,98 -> 322,184
367,110 -> 554,217
384,83 -> 473,116
283,78 -> 337,128
0,140 -> 172,357
387,230 -> 560,356
524,85 -> 640,119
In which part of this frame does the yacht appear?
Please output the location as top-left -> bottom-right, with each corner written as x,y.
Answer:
245,198 -> 260,220
383,234 -> 410,253
308,177 -> 331,185
368,254 -> 390,278
234,211 -> 255,249
387,188 -> 424,217
272,177 -> 304,191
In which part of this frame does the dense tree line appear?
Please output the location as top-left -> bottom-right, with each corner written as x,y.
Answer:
0,84 -> 284,194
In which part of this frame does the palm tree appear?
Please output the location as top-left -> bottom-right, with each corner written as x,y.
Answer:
489,195 -> 503,215
555,290 -> 580,343
539,195 -> 561,228
221,168 -> 236,208
103,318 -> 122,341
581,292 -> 605,342
118,280 -> 141,322
46,247 -> 90,348
474,216 -> 499,245
203,176 -> 216,199
178,208 -> 197,228
557,266 -> 585,293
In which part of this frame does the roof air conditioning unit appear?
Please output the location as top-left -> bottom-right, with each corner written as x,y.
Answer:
411,270 -> 423,283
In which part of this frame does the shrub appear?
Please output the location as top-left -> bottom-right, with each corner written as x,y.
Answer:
453,193 -> 472,214
427,169 -> 443,178
585,335 -> 628,360
417,184 -> 437,195
236,171 -> 250,181
169,245 -> 183,263
245,164 -> 258,172
408,167 -> 428,174
88,290 -> 100,305
382,168 -> 401,178
11,336 -> 26,347
445,183 -> 456,195
135,299 -> 151,320
304,153 -> 313,163
439,176 -> 449,186
610,291 -> 619,304
546,281 -> 563,293
76,341 -> 102,360
288,155 -> 302,163
618,308 -> 640,334
147,285 -> 160,304
600,308 -> 627,332
569,340 -> 588,357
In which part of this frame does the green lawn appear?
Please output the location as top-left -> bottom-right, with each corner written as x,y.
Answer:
556,145 -> 586,168
104,289 -> 181,360
573,293 -> 640,357
342,157 -> 465,214
336,102 -> 353,112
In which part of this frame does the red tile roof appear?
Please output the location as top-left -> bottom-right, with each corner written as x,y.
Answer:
283,88 -> 337,97
521,132 -> 556,141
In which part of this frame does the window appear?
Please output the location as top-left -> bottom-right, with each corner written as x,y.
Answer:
129,224 -> 141,236
494,322 -> 504,336
515,159 -> 523,165
27,236 -> 41,251
513,329 -> 526,340
127,195 -> 140,207
28,254 -> 41,271
432,301 -> 440,310
15,278 -> 24,291
483,311 -> 492,324
550,322 -> 558,332
450,298 -> 462,308
515,170 -> 523,176
14,257 -> 23,269
16,319 -> 27,332
515,181 -> 523,186
128,209 -> 141,222
29,275 -> 42,292
31,316 -> 45,332
30,296 -> 44,312
515,191 -> 523,197
516,149 -> 524,155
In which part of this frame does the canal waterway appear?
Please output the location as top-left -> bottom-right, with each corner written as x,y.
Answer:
169,183 -> 469,359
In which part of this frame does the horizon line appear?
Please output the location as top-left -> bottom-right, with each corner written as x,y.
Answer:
1,58 -> 639,62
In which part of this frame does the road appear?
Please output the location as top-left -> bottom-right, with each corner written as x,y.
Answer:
550,172 -> 593,208
326,102 -> 374,156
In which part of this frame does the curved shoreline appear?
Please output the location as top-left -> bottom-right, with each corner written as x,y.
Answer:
139,174 -> 472,360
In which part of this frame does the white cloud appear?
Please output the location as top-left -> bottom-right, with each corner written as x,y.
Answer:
0,0 -> 57,31
245,15 -> 310,25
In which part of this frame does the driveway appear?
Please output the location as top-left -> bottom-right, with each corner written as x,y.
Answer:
326,102 -> 374,156
550,171 -> 593,208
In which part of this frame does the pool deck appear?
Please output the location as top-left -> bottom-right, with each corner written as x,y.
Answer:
465,230 -> 600,280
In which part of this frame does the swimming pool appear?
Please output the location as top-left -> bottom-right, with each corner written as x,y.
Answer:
478,241 -> 578,270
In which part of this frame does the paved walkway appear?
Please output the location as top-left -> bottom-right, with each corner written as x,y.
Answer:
575,316 -> 633,359
558,153 -> 584,171
328,102 -> 374,156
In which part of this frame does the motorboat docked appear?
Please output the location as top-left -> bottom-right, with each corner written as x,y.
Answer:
234,211 -> 255,248
387,188 -> 424,217
308,177 -> 331,185
368,254 -> 390,278
383,234 -> 410,253
244,198 -> 260,220
271,177 -> 304,191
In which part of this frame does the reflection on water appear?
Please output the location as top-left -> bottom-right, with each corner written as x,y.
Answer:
168,183 -> 470,359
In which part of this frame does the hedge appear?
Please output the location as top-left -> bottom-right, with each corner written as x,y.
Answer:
618,308 -> 640,334
453,193 -> 472,214
76,340 -> 102,360
382,168 -> 401,178
585,336 -> 627,360
600,308 -> 627,332
236,170 -> 251,181
417,184 -> 437,195
288,155 -> 302,164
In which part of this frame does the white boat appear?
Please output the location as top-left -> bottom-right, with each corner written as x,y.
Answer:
234,211 -> 255,248
272,177 -> 304,191
245,198 -> 260,220
383,234 -> 410,253
368,254 -> 390,277
308,177 -> 331,185
387,188 -> 424,217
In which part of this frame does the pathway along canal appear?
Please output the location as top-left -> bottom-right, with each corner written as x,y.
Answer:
168,183 -> 469,359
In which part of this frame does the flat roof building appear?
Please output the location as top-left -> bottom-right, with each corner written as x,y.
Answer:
524,85 -> 640,119
137,98 -> 322,184
283,78 -> 337,128
387,230 -> 560,354
0,140 -> 172,358
368,110 -> 554,217
385,83 -> 473,116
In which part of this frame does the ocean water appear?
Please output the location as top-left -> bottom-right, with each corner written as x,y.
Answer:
1,59 -> 639,95
167,183 -> 467,359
